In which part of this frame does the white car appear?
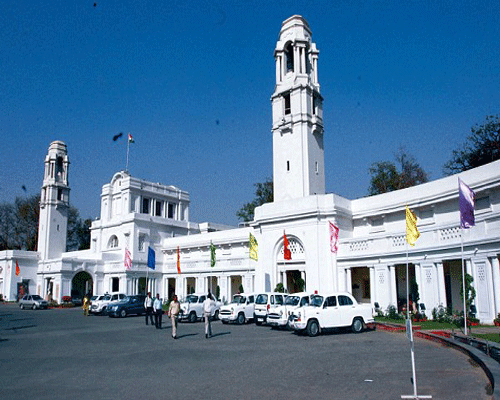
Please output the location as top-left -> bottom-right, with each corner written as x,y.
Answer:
290,292 -> 374,337
267,292 -> 315,328
90,293 -> 126,315
254,292 -> 286,325
219,293 -> 256,324
179,293 -> 222,323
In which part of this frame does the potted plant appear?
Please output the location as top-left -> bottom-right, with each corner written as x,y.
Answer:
494,313 -> 500,327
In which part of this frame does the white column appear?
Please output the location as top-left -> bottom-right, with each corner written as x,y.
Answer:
275,55 -> 280,83
436,262 -> 447,308
414,263 -> 422,306
492,257 -> 500,317
346,268 -> 352,294
300,47 -> 306,74
369,266 -> 376,306
389,265 -> 398,307
294,46 -> 300,73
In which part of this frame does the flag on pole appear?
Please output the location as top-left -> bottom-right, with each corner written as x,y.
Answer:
128,133 -> 134,143
124,248 -> 132,270
147,246 -> 155,270
283,232 -> 291,260
459,177 -> 475,229
15,260 -> 20,276
210,242 -> 216,268
405,205 -> 420,246
249,233 -> 258,261
329,221 -> 339,253
177,246 -> 181,274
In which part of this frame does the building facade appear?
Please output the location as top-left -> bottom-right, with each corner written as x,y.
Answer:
1,15 -> 499,323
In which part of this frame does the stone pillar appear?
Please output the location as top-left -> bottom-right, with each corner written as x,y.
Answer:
369,266 -> 375,306
389,265 -> 397,308
338,268 -> 346,292
436,262 -> 447,308
491,257 -> 500,317
346,268 -> 352,294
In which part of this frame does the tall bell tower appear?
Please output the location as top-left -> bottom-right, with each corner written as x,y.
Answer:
38,141 -> 70,260
272,15 -> 325,202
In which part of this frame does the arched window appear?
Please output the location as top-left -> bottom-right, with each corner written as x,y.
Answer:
285,42 -> 294,73
108,235 -> 119,249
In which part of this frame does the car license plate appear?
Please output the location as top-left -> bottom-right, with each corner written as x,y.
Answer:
258,318 -> 263,322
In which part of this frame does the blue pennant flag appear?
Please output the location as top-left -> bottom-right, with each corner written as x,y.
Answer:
147,247 -> 156,270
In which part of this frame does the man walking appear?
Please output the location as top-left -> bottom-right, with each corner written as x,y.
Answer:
203,291 -> 216,339
144,292 -> 154,326
153,293 -> 163,329
168,295 -> 180,339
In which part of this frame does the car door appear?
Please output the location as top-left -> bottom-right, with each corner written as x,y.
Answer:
338,295 -> 356,326
321,296 -> 341,328
245,295 -> 255,318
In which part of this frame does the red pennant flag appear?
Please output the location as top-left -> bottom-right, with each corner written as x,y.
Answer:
177,246 -> 181,274
283,232 -> 291,260
15,260 -> 20,276
329,221 -> 339,253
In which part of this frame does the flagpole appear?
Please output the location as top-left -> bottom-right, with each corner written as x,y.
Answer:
126,135 -> 130,172
461,231 -> 467,336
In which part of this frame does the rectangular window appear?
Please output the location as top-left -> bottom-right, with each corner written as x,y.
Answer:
168,203 -> 175,219
138,234 -> 146,252
284,94 -> 291,115
142,198 -> 150,214
313,95 -> 317,115
155,201 -> 163,217
57,189 -> 63,201
287,161 -> 290,171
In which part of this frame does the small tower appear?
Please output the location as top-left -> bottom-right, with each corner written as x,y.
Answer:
272,15 -> 325,202
37,141 -> 70,260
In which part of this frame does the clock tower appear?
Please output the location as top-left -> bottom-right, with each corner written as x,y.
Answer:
271,15 -> 325,202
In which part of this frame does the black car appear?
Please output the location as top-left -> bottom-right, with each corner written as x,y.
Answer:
107,295 -> 146,318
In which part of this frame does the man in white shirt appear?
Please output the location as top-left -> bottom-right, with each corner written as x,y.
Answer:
153,293 -> 163,329
203,291 -> 216,339
144,292 -> 154,326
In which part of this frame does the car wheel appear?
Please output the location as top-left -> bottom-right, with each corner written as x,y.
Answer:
351,317 -> 364,333
306,319 -> 320,337
222,320 -> 228,324
101,307 -> 107,315
237,313 -> 245,325
213,310 -> 219,321
120,309 -> 127,318
189,312 -> 197,323
255,319 -> 262,326
32,304 -> 37,310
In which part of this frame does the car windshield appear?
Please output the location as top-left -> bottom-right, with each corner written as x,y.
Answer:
31,295 -> 42,300
310,296 -> 324,307
285,296 -> 300,306
231,295 -> 246,304
185,295 -> 198,303
103,295 -> 111,301
255,294 -> 268,304
91,296 -> 98,300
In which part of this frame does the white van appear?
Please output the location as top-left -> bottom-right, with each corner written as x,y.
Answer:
254,292 -> 286,325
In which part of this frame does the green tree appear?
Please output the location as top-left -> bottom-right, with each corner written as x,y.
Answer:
460,273 -> 477,316
443,115 -> 500,175
236,178 -> 273,222
369,148 -> 428,195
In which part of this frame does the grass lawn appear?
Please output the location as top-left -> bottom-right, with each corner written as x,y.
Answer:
471,333 -> 500,343
374,316 -> 488,332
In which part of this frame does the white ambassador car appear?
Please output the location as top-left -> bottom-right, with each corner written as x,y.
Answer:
289,292 -> 374,337
219,293 -> 256,324
178,293 -> 222,323
267,292 -> 315,328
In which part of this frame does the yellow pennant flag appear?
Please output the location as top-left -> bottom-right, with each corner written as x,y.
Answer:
249,233 -> 258,261
405,205 -> 420,246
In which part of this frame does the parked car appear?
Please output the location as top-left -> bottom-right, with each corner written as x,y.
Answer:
178,293 -> 222,323
289,292 -> 374,337
254,292 -> 286,325
19,294 -> 48,310
267,292 -> 315,328
108,295 -> 147,318
91,293 -> 126,315
219,293 -> 256,324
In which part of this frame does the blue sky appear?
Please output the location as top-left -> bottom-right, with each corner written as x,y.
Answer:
1,1 -> 499,226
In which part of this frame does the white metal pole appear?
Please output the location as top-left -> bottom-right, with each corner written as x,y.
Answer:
461,231 -> 467,336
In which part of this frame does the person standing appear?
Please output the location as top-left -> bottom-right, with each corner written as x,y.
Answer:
168,295 -> 180,339
153,293 -> 163,329
82,294 -> 90,316
144,292 -> 154,326
203,291 -> 216,339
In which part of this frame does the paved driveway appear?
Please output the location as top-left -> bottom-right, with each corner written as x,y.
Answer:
0,304 -> 490,399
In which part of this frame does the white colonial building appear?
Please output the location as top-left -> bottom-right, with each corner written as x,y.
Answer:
1,15 -> 499,323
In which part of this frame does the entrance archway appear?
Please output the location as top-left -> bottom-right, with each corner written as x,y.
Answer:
72,271 -> 93,299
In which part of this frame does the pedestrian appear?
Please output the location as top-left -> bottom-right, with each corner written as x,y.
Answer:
203,291 -> 216,339
153,293 -> 163,329
168,295 -> 180,339
144,292 -> 154,326
82,294 -> 90,316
